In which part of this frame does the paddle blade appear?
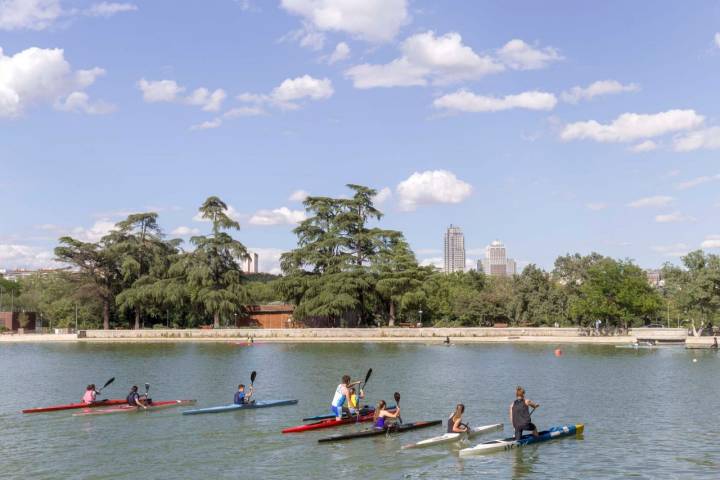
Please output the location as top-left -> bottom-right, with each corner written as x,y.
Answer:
144,383 -> 150,394
250,371 -> 257,385
363,368 -> 372,385
101,377 -> 115,389
394,392 -> 401,404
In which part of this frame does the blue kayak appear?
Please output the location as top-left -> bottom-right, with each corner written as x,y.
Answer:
182,399 -> 298,415
459,424 -> 584,456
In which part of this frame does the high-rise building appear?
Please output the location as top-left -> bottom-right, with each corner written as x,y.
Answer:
481,240 -> 516,277
242,252 -> 259,274
444,225 -> 465,273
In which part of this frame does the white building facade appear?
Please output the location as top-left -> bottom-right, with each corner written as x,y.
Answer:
480,240 -> 517,277
444,225 -> 466,273
242,252 -> 259,274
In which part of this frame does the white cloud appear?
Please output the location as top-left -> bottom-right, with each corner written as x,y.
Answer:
192,204 -> 241,222
0,0 -> 62,31
496,39 -> 563,70
675,174 -> 720,190
237,74 -> 333,110
396,170 -> 472,211
190,118 -> 222,131
715,33 -> 720,49
71,219 -> 116,242
54,91 -> 115,114
0,47 -> 109,117
137,79 -> 226,112
627,195 -> 673,208
561,80 -> 639,104
419,257 -> 443,268
654,212 -> 694,223
280,0 -> 408,43
249,207 -> 306,226
701,235 -> 720,249
84,2 -> 137,17
223,106 -> 265,118
652,243 -> 689,257
434,90 -> 556,113
673,126 -> 720,152
560,109 -> 704,143
327,41 -> 350,64
0,243 -> 56,268
586,202 -> 607,211
630,140 -> 657,153
373,187 -> 392,205
345,31 -> 504,88
289,189 -> 309,202
171,226 -> 200,236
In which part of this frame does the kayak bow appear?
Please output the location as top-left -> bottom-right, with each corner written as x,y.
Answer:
401,422 -> 503,449
318,420 -> 441,443
458,423 -> 584,456
72,400 -> 196,416
22,399 -> 127,414
182,399 -> 298,415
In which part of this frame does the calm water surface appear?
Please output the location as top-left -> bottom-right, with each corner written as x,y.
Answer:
1,342 -> 718,479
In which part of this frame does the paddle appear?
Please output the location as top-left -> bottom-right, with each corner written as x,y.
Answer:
249,371 -> 256,403
97,377 -> 115,393
355,368 -> 372,422
394,392 -> 402,425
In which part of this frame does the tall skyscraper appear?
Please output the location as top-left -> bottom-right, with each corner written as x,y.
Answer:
481,240 -> 516,277
444,225 -> 465,273
242,252 -> 259,274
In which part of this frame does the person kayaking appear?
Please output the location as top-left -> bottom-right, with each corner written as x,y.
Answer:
126,386 -> 148,410
447,403 -> 469,433
712,337 -> 718,349
373,400 -> 400,429
82,384 -> 100,404
331,375 -> 357,420
234,384 -> 254,405
510,386 -> 539,440
347,386 -> 365,415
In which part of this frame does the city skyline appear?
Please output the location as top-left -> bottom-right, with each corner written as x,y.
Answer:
443,225 -> 466,273
3,2 -> 720,274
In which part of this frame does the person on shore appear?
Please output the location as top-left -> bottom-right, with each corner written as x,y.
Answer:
510,386 -> 539,440
712,337 -> 718,350
234,384 -> 254,405
373,400 -> 400,429
448,404 -> 469,433
82,384 -> 100,404
331,375 -> 356,420
347,386 -> 365,415
126,386 -> 148,410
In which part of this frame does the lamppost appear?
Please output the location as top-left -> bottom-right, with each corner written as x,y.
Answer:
418,309 -> 423,326
75,303 -> 78,332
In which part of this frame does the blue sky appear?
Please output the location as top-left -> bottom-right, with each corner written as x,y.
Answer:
1,0 -> 720,273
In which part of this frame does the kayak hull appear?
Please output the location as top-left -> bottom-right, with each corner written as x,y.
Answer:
182,399 -> 298,415
22,399 -> 127,414
302,405 -> 381,422
72,400 -> 197,416
284,407 -> 397,433
459,423 -> 584,456
402,423 -> 503,449
318,420 -> 442,443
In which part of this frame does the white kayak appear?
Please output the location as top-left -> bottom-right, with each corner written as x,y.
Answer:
402,423 -> 503,449
459,423 -> 584,457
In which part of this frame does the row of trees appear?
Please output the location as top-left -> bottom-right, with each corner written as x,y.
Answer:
5,186 -> 720,329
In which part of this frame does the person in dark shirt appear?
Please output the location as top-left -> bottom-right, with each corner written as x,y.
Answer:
234,384 -> 254,405
126,385 -> 148,410
510,386 -> 539,440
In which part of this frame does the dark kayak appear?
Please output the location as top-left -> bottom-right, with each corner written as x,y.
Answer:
318,420 -> 441,443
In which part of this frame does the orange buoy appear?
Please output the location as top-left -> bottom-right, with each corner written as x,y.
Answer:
554,348 -> 563,357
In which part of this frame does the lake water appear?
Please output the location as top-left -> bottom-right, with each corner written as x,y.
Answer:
1,342 -> 718,479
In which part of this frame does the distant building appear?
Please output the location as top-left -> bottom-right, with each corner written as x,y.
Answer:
242,252 -> 259,274
481,240 -> 517,277
444,225 -> 465,273
646,269 -> 664,287
0,267 -> 72,282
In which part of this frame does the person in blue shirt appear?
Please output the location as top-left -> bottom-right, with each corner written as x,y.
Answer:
234,384 -> 254,405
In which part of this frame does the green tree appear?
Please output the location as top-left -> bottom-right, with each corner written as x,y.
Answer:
510,264 -> 567,326
663,250 -> 720,330
178,196 -> 249,328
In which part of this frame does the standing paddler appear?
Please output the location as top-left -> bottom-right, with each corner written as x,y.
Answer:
510,386 -> 539,440
330,375 -> 354,420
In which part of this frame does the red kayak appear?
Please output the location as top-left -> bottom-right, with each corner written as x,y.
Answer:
72,400 -> 196,416
22,399 -> 127,414
282,408 -> 396,433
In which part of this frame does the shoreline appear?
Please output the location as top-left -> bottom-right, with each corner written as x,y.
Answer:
0,326 -> 700,346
